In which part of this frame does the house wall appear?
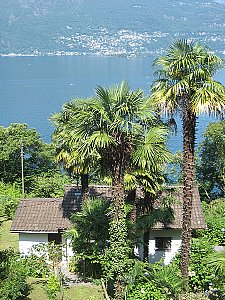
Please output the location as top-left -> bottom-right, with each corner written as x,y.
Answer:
19,233 -> 48,256
19,233 -> 74,266
61,236 -> 74,264
148,229 -> 182,265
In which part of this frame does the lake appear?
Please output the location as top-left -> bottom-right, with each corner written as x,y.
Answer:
0,55 -> 224,152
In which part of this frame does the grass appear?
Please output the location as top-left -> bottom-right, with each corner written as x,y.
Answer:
27,278 -> 105,300
0,219 -> 18,250
65,284 -> 105,300
0,220 -> 105,300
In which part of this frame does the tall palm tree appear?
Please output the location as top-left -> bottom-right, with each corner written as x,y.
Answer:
151,39 -> 225,286
54,81 -> 171,299
51,100 -> 100,202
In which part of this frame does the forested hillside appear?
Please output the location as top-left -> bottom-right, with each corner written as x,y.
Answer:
1,0 -> 225,56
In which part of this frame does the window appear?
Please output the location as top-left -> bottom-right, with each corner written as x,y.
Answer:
155,237 -> 172,251
48,233 -> 62,245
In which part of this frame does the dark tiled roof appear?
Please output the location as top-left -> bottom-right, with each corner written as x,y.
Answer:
11,185 -> 206,233
11,185 -> 110,233
151,186 -> 206,230
64,184 -> 112,200
11,198 -> 73,233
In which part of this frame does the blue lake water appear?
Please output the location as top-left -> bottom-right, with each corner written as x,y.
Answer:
0,55 -> 224,152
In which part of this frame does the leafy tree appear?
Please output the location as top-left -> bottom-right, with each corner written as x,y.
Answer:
197,199 -> 225,246
0,123 -> 59,191
151,39 -> 225,285
196,121 -> 225,199
29,172 -> 71,198
54,81 -> 170,213
0,182 -> 21,220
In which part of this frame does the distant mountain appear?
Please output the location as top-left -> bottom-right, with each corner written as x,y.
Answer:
1,0 -> 225,56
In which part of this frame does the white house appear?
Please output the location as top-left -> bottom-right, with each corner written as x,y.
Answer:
10,197 -> 75,265
142,186 -> 206,264
10,185 -> 111,265
11,185 -> 206,265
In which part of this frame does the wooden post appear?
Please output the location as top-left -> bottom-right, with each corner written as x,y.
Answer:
20,140 -> 25,198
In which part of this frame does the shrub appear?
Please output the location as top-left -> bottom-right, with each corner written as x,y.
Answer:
124,261 -> 182,300
25,253 -> 49,278
189,238 -> 216,291
197,199 -> 225,246
0,249 -> 29,300
45,274 -> 61,300
0,268 -> 29,300
0,182 -> 21,219
127,281 -> 167,300
149,262 -> 183,298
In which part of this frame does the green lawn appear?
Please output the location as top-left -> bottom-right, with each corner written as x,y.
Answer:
27,278 -> 104,300
0,220 -> 104,300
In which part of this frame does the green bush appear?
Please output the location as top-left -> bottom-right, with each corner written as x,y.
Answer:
197,199 -> 225,246
149,262 -> 183,298
0,182 -> 21,219
0,268 -> 29,300
25,253 -> 49,278
0,249 -> 29,300
124,261 -> 182,300
189,238 -> 216,291
127,281 -> 166,300
45,274 -> 61,300
29,172 -> 71,198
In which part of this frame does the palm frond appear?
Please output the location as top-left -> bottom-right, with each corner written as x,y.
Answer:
152,39 -> 225,117
132,126 -> 172,171
192,80 -> 225,115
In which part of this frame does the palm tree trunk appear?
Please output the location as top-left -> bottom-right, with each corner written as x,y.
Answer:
111,162 -> 125,300
112,163 -> 124,219
127,189 -> 137,221
143,230 -> 149,261
143,191 -> 154,261
181,99 -> 196,288
81,173 -> 89,203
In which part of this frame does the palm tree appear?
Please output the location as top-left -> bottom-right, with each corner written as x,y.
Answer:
51,100 -> 100,202
208,249 -> 225,278
65,82 -> 170,216
54,81 -> 171,299
65,198 -> 111,278
151,39 -> 225,286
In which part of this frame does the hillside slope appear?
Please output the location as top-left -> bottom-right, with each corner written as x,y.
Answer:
1,0 -> 225,56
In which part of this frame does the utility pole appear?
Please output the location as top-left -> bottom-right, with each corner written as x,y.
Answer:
20,140 -> 25,198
